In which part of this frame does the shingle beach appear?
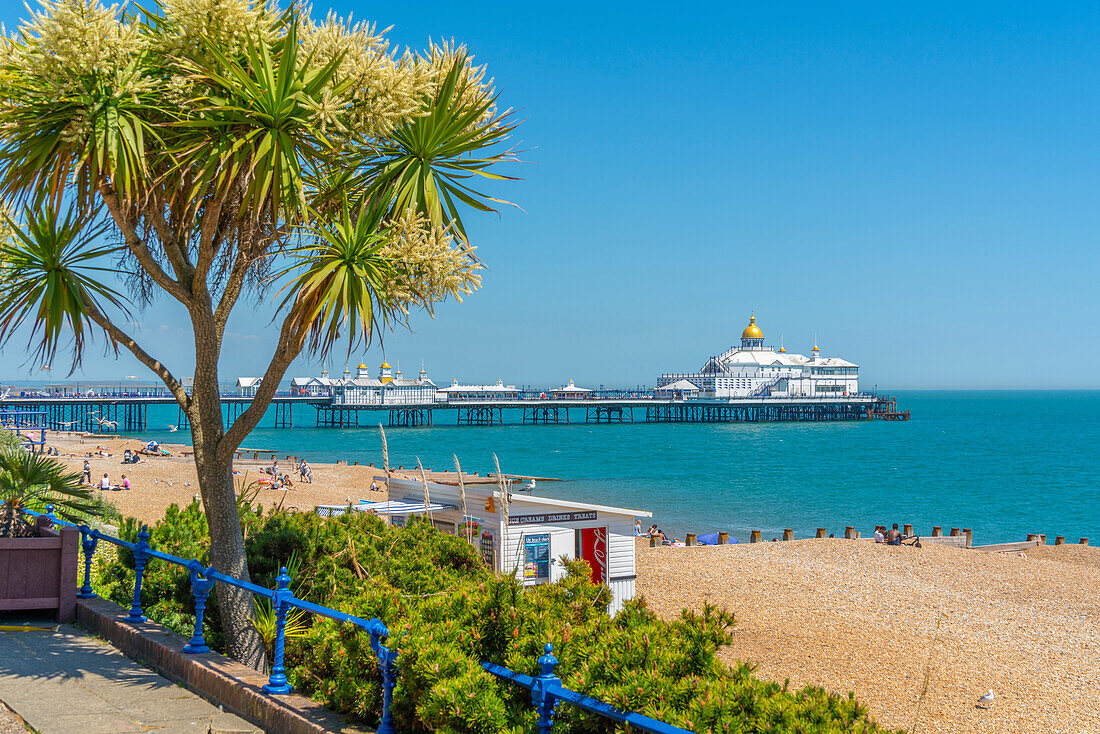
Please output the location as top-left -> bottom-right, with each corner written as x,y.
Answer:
638,538 -> 1100,733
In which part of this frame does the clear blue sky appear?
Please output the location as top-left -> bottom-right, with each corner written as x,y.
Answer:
2,1 -> 1099,389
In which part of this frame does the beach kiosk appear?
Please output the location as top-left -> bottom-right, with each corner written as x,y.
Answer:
317,476 -> 651,614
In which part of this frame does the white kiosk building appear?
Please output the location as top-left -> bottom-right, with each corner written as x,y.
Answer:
319,477 -> 650,615
657,313 -> 860,399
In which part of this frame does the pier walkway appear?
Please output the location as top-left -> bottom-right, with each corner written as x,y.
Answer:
0,618 -> 259,734
1,394 -> 901,432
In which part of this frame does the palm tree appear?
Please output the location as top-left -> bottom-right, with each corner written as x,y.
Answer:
0,0 -> 518,667
0,448 -> 97,538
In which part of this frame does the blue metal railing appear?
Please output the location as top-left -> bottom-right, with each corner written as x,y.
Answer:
24,507 -> 692,734
482,643 -> 691,734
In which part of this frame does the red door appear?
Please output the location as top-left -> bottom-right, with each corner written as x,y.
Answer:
577,527 -> 608,584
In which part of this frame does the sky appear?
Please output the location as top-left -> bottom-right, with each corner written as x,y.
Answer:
1,1 -> 1099,389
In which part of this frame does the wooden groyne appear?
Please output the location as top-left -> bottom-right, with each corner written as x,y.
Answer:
651,525 -> 1091,549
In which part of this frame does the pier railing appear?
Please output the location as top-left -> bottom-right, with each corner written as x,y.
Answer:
22,507 -> 691,734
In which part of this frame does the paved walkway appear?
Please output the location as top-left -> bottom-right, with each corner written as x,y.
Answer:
0,620 -> 262,734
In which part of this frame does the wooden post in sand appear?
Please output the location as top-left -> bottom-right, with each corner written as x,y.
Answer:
686,533 -> 697,547
650,536 -> 657,547
1027,533 -> 1038,542
783,529 -> 793,541
949,528 -> 960,537
750,530 -> 762,543
816,528 -> 826,538
844,526 -> 855,539
1039,534 -> 1047,545
963,528 -> 972,547
904,524 -> 913,536
718,532 -> 729,545
932,526 -> 943,537
1081,538 -> 1089,545
1055,536 -> 1065,545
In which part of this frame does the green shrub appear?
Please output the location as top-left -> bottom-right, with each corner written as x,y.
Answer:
93,505 -> 895,733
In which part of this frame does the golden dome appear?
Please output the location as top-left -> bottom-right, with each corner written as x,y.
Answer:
778,346 -> 786,353
357,363 -> 366,369
741,313 -> 763,340
380,362 -> 391,369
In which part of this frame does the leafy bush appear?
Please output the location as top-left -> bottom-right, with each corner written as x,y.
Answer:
94,504 -> 895,733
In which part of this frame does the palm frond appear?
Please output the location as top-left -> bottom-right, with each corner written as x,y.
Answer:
0,203 -> 132,371
351,52 -> 520,243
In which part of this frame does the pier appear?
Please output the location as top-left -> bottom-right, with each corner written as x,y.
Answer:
0,393 -> 904,431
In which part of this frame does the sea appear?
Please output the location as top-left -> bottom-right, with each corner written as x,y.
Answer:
126,390 -> 1098,546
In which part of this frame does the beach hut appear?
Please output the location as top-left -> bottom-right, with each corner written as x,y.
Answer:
317,476 -> 651,614
235,377 -> 262,397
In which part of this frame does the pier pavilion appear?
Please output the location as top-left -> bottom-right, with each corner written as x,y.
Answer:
657,313 -> 860,399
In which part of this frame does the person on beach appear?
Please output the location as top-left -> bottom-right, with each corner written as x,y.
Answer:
99,473 -> 111,491
887,523 -> 903,545
82,460 -> 91,485
369,479 -> 379,492
634,520 -> 644,536
874,527 -> 886,543
298,460 -> 312,483
121,474 -> 130,491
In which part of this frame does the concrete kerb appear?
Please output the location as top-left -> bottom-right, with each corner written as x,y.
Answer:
76,597 -> 370,734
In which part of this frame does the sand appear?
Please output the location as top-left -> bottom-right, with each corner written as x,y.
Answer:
43,431 -> 396,522
637,538 -> 1100,733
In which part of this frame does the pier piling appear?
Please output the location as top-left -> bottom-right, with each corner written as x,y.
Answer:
718,532 -> 729,545
649,536 -> 657,547
963,528 -> 972,547
783,529 -> 793,541
1081,538 -> 1089,545
950,528 -> 960,537
686,533 -> 697,547
932,526 -> 943,537
750,530 -> 762,543
1040,534 -> 1047,545
904,524 -> 913,536
844,526 -> 855,539
816,527 -> 826,538
1055,536 -> 1065,545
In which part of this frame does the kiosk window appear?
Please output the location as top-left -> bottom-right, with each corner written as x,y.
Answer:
523,533 -> 550,580
480,530 -> 495,568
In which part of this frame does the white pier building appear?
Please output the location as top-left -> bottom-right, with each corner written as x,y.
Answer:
657,314 -> 859,399
291,362 -> 437,404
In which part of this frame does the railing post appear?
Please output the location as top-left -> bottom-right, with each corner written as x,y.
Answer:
532,643 -> 562,734
183,562 -> 215,654
262,567 -> 293,694
373,637 -> 399,734
125,526 -> 150,623
77,525 -> 98,598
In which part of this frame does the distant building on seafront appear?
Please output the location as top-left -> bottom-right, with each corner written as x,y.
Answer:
656,313 -> 859,398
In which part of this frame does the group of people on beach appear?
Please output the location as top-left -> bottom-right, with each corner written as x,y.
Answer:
874,523 -> 906,545
83,460 -> 131,491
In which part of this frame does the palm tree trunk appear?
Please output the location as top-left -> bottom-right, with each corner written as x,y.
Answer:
193,440 -> 266,669
1,504 -> 14,538
189,316 -> 266,670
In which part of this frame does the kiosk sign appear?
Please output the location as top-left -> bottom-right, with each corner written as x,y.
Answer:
508,510 -> 597,526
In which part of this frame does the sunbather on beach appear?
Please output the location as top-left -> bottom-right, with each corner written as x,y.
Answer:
874,527 -> 886,543
887,523 -> 903,545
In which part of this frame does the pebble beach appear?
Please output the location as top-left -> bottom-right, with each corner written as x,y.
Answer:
637,538 -> 1100,733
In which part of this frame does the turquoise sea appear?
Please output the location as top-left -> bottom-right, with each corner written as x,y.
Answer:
131,391 -> 1099,545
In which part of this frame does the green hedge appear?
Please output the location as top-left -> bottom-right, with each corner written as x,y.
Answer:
94,502 -> 895,733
